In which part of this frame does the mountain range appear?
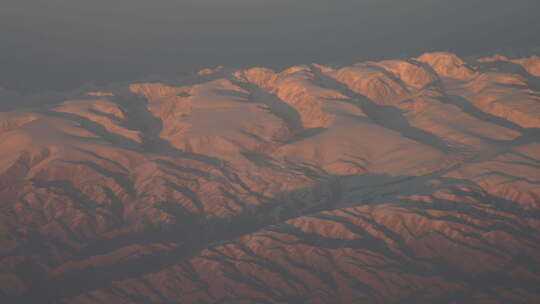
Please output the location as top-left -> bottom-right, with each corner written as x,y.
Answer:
1,52 -> 540,303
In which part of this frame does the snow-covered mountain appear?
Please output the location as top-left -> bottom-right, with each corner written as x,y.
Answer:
1,52 -> 540,303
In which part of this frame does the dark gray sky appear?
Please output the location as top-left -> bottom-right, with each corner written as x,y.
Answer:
2,0 -> 540,93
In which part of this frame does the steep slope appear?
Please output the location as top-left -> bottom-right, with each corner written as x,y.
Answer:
1,53 -> 540,304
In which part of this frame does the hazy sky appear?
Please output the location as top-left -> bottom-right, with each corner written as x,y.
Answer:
2,0 -> 540,93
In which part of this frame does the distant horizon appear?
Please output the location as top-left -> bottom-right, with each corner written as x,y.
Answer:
2,0 -> 540,94
2,45 -> 540,96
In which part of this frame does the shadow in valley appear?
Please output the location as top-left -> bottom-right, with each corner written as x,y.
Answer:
309,65 -> 454,152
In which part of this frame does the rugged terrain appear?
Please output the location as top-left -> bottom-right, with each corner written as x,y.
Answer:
1,52 -> 540,303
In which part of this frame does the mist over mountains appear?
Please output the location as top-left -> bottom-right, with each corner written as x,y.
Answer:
2,0 -> 540,93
